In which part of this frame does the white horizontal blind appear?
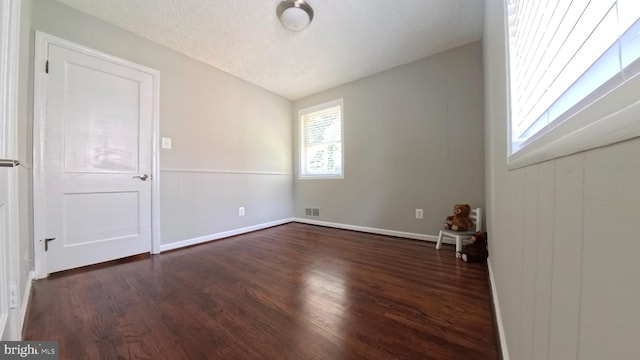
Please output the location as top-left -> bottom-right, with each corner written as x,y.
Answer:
508,0 -> 640,153
300,99 -> 343,178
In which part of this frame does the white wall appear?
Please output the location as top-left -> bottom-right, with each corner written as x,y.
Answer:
484,0 -> 640,359
293,42 -> 485,236
28,0 -> 294,250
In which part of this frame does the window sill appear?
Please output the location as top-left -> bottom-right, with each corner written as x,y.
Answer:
298,175 -> 344,180
507,72 -> 640,170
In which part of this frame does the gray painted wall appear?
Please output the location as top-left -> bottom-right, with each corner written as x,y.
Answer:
29,0 -> 294,246
293,42 -> 485,236
484,0 -> 640,359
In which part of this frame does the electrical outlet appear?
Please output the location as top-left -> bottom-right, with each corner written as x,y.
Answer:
161,137 -> 172,149
238,207 -> 245,216
9,285 -> 17,308
415,209 -> 424,219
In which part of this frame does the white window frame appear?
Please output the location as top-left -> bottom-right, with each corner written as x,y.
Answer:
299,98 -> 344,179
505,1 -> 640,169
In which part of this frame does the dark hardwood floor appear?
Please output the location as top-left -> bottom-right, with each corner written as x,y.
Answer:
24,223 -> 499,359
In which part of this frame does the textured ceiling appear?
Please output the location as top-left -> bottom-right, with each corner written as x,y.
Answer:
56,0 -> 484,100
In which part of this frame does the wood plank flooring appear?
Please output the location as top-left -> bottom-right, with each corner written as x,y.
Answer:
24,223 -> 499,359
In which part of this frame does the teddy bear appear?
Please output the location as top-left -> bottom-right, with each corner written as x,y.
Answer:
443,204 -> 474,231
457,231 -> 488,263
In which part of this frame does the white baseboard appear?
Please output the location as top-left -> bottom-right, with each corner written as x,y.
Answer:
0,314 -> 6,341
161,218 -> 455,253
292,217 -> 442,243
20,271 -> 34,337
488,258 -> 509,360
159,218 -> 295,252
1,271 -> 35,340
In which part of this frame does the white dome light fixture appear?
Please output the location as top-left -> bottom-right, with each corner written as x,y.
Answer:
277,0 -> 314,31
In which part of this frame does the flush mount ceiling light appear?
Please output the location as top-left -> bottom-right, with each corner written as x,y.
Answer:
277,0 -> 314,31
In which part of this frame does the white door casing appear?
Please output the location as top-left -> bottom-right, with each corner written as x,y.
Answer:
33,32 -> 161,277
0,169 -> 9,339
0,0 -> 21,340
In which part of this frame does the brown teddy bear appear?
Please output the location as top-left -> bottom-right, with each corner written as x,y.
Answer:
443,204 -> 474,231
457,231 -> 488,263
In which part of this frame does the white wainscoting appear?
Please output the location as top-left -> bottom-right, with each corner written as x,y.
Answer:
159,168 -> 293,251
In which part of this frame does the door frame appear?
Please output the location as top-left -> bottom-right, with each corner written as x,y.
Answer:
0,0 -> 21,340
33,31 -> 161,279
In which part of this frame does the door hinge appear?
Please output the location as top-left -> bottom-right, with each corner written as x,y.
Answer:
44,237 -> 56,251
45,60 -> 49,73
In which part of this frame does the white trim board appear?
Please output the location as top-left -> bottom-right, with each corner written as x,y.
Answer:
19,271 -> 34,334
0,0 -> 20,158
293,218 -> 442,243
161,168 -> 291,176
32,31 -> 161,278
488,258 -> 510,360
159,218 -> 294,252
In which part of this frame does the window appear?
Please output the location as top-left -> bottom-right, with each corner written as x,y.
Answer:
506,0 -> 640,167
299,99 -> 343,179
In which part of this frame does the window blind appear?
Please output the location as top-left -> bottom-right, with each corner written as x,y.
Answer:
508,0 -> 640,152
300,100 -> 343,178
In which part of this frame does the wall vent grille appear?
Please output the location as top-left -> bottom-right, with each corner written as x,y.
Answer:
305,207 -> 320,217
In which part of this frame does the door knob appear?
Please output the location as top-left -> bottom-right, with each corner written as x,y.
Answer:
132,174 -> 149,181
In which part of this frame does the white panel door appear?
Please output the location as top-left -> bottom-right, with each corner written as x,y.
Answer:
44,43 -> 153,273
